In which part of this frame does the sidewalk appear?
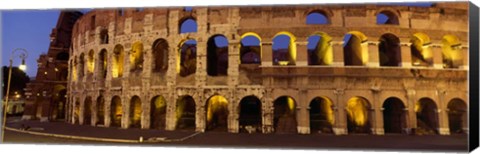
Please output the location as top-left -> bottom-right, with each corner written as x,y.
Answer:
4,117 -> 200,143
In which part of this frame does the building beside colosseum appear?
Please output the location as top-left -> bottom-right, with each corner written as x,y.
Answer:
66,2 -> 469,136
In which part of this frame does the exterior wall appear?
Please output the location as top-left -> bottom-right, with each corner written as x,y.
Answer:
68,3 -> 469,135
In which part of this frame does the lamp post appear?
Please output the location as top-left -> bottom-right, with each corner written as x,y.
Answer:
2,48 -> 28,142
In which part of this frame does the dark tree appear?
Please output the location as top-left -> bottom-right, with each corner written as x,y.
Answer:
2,66 -> 30,98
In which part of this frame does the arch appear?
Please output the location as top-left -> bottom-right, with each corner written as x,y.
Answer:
110,96 -> 122,127
129,95 -> 142,128
175,95 -> 196,130
382,97 -> 406,134
150,95 -> 167,129
56,52 -> 69,61
51,85 -> 67,120
152,38 -> 169,73
98,49 -> 107,79
74,99 -> 80,124
240,32 -> 262,64
376,10 -> 399,25
130,42 -> 144,72
306,10 -> 330,24
100,29 -> 109,44
84,96 -> 93,125
207,35 -> 229,76
87,50 -> 95,74
238,95 -> 262,133
272,32 -> 297,66
309,96 -> 334,134
343,31 -> 369,66
411,33 -> 433,67
112,45 -> 124,78
206,95 -> 229,131
96,95 -> 105,126
415,97 -> 439,134
447,98 -> 467,134
177,39 -> 197,77
72,58 -> 78,81
307,32 -> 333,65
273,96 -> 297,133
379,33 -> 401,66
442,35 -> 463,68
79,53 -> 85,78
179,17 -> 197,33
346,96 -> 372,134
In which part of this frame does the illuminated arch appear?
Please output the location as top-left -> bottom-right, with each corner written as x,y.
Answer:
376,10 -> 399,25
98,49 -> 107,78
79,53 -> 85,78
150,95 -> 167,129
447,98 -> 467,134
207,35 -> 229,76
87,50 -> 95,74
442,35 -> 463,68
382,97 -> 406,134
129,96 -> 142,128
346,96 -> 372,134
343,31 -> 369,66
112,45 -> 124,78
309,96 -> 334,134
175,95 -> 196,130
179,17 -> 197,34
411,33 -> 433,67
206,95 -> 229,131
379,33 -> 401,67
84,96 -> 93,125
130,42 -> 144,72
51,85 -> 67,120
307,32 -> 333,65
177,39 -> 197,77
240,32 -> 262,64
272,31 -> 297,66
273,96 -> 297,133
72,58 -> 78,81
415,97 -> 439,134
152,38 -> 169,73
110,96 -> 122,127
306,10 -> 330,24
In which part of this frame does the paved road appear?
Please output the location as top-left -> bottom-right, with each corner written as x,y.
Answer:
2,118 -> 469,152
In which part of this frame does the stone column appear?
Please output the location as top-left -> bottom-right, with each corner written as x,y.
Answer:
141,94 -> 150,129
296,41 -> 308,66
165,94 -> 176,131
196,40 -> 207,87
121,95 -> 129,129
261,42 -> 273,66
431,44 -> 443,69
195,93 -> 206,132
331,41 -> 344,67
227,92 -> 239,133
372,88 -> 384,135
104,95 -> 111,127
79,96 -> 85,125
367,41 -> 380,67
400,43 -> 412,68
406,89 -> 417,134
460,47 -> 468,69
437,90 -> 450,135
333,89 -> 347,135
228,41 -> 240,86
297,89 -> 309,134
262,89 -> 274,133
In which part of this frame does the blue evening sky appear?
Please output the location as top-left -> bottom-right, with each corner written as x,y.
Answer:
1,3 -> 432,77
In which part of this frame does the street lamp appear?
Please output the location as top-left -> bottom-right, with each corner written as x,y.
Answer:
2,48 -> 28,142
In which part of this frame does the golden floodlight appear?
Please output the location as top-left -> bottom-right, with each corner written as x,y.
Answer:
346,97 -> 369,126
206,95 -> 228,124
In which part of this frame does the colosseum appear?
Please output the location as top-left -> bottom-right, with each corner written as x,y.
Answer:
66,2 -> 469,136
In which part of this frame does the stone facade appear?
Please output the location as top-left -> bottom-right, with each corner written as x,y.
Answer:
68,3 -> 469,135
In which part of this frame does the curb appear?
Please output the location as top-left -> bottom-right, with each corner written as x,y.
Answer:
3,126 -> 201,143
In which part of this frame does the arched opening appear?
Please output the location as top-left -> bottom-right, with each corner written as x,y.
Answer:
411,33 -> 433,67
56,52 -> 69,61
382,97 -> 406,134
240,33 -> 262,64
307,32 -> 333,65
306,11 -> 329,24
152,38 -> 169,73
175,95 -> 196,130
112,45 -> 124,78
110,96 -> 122,127
100,29 -> 109,44
442,35 -> 463,68
150,96 -> 167,129
51,85 -> 66,120
87,50 -> 95,74
309,97 -> 334,134
74,99 -> 80,124
206,95 -> 229,131
273,96 -> 297,133
447,98 -> 467,134
207,35 -> 229,76
72,58 -> 78,81
415,98 -> 439,134
84,96 -> 92,125
130,42 -> 144,72
346,96 -> 372,134
377,11 -> 399,25
343,31 -> 369,66
129,96 -> 142,128
238,96 -> 262,133
96,95 -> 105,126
272,32 -> 297,66
79,53 -> 85,78
178,39 -> 197,77
98,49 -> 107,79
379,33 -> 401,66
179,18 -> 197,34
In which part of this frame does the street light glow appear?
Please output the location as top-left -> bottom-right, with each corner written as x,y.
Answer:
19,59 -> 27,71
